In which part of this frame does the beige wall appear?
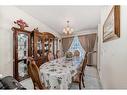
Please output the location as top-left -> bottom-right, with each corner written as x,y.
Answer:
98,6 -> 127,89
0,6 -> 61,77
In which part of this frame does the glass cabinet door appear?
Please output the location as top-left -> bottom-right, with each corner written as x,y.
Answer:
44,36 -> 49,56
37,36 -> 42,57
49,38 -> 53,53
17,33 -> 29,78
54,38 -> 58,56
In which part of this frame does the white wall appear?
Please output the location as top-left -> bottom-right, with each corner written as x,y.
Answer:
0,6 -> 61,77
97,24 -> 101,71
99,6 -> 127,89
92,35 -> 97,66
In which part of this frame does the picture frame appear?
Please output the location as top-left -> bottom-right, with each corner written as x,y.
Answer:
103,5 -> 120,42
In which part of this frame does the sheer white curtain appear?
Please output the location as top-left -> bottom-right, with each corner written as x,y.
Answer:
68,36 -> 85,57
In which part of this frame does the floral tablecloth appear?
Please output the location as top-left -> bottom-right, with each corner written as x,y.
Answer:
40,57 -> 83,89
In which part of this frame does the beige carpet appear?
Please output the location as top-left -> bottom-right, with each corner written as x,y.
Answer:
70,66 -> 102,89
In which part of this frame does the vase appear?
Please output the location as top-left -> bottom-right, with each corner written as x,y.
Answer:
19,25 -> 25,30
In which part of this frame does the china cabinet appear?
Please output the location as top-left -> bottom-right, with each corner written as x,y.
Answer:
42,32 -> 55,59
54,38 -> 59,57
31,29 -> 43,67
12,26 -> 58,81
31,29 -> 57,66
12,27 -> 31,81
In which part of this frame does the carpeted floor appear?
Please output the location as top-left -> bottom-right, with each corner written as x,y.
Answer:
20,66 -> 102,90
70,66 -> 102,89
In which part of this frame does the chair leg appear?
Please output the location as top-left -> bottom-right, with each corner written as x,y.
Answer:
34,83 -> 38,89
82,77 -> 85,88
79,82 -> 81,89
34,84 -> 36,89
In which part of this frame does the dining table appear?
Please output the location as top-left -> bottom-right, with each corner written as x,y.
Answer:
40,57 -> 83,89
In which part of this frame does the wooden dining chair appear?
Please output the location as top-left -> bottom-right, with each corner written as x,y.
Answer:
47,51 -> 54,61
72,52 -> 88,89
27,57 -> 46,89
56,50 -> 61,59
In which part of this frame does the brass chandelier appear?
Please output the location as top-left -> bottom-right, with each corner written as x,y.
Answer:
63,21 -> 73,35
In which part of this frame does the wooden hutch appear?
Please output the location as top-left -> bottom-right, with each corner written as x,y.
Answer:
31,28 -> 57,67
12,27 -> 31,81
12,26 -> 59,81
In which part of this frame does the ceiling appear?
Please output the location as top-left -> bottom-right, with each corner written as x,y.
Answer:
18,6 -> 102,35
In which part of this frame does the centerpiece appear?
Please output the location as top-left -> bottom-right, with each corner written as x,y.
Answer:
65,51 -> 73,61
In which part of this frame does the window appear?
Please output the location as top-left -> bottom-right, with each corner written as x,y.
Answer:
69,36 -> 85,57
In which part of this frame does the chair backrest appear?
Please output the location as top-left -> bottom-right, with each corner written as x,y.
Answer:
56,50 -> 61,59
74,50 -> 80,57
81,52 -> 88,75
47,51 -> 54,61
27,57 -> 45,89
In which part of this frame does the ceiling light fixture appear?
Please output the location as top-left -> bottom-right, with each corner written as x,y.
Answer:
63,21 -> 73,35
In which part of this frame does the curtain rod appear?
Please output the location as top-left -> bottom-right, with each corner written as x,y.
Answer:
62,33 -> 97,39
